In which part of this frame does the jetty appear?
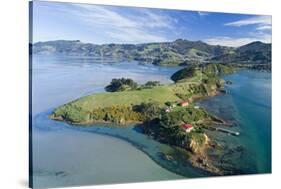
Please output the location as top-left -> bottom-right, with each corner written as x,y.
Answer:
212,126 -> 240,136
202,125 -> 240,136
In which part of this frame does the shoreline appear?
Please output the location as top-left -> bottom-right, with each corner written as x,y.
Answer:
48,114 -> 143,126
31,45 -> 272,188
47,64 -> 247,176
49,89 -> 231,176
50,114 -> 215,178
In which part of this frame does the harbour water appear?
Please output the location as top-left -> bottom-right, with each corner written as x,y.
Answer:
198,70 -> 271,174
31,55 -> 271,188
31,55 -> 184,188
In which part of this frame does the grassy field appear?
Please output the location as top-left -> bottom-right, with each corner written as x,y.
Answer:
52,80 -> 213,124
66,85 -> 181,111
51,63 -> 234,124
65,70 -> 211,112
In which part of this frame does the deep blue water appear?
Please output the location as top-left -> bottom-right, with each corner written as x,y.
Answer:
31,55 -> 271,188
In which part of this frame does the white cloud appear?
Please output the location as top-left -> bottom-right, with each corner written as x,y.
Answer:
136,10 -> 175,29
225,15 -> 271,27
205,34 -> 271,47
225,15 -> 271,32
205,37 -> 256,47
106,30 -> 168,44
257,25 -> 272,31
65,4 -> 174,43
217,15 -> 272,47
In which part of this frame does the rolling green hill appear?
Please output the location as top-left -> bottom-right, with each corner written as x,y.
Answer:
211,41 -> 271,64
32,39 -> 234,66
33,39 -> 271,65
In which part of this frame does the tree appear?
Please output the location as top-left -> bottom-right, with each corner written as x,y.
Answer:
171,65 -> 196,82
133,101 -> 161,121
165,101 -> 172,107
105,78 -> 138,92
144,81 -> 160,87
160,113 -> 180,128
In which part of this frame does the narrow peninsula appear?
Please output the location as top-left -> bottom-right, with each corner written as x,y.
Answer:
49,63 -> 238,175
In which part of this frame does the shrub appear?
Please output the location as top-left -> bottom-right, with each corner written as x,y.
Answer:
165,101 -> 172,107
144,81 -> 160,87
105,78 -> 138,92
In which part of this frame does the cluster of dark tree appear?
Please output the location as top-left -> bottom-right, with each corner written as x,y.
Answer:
133,101 -> 162,120
142,103 -> 208,147
90,102 -> 163,124
53,102 -> 161,124
170,63 -> 236,83
91,105 -> 144,124
170,65 -> 196,82
141,81 -> 161,89
105,78 -> 138,92
105,78 -> 161,92
53,104 -> 90,123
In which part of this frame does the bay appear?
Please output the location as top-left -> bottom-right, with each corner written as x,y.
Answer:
31,55 -> 272,187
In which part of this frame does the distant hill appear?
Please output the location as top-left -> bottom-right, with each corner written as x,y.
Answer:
32,39 -> 271,65
211,41 -> 271,64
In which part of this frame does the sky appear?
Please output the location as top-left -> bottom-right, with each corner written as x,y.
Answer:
32,1 -> 272,47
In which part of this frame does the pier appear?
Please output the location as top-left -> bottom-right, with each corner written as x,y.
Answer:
212,126 -> 240,136
203,125 -> 240,136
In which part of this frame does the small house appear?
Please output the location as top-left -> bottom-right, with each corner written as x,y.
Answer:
182,124 -> 193,133
180,101 -> 189,107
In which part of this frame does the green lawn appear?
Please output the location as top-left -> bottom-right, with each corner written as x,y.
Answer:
67,85 -> 181,111
52,63 -> 230,124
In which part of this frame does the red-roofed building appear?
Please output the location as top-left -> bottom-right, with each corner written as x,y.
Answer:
182,123 -> 193,133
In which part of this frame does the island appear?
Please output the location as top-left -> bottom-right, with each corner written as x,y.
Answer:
49,63 -> 238,175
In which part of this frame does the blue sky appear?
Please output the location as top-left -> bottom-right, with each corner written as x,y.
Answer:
32,1 -> 271,47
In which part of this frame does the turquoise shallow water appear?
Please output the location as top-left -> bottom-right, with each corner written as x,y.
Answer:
31,55 -> 271,188
225,70 -> 271,173
197,70 -> 271,174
